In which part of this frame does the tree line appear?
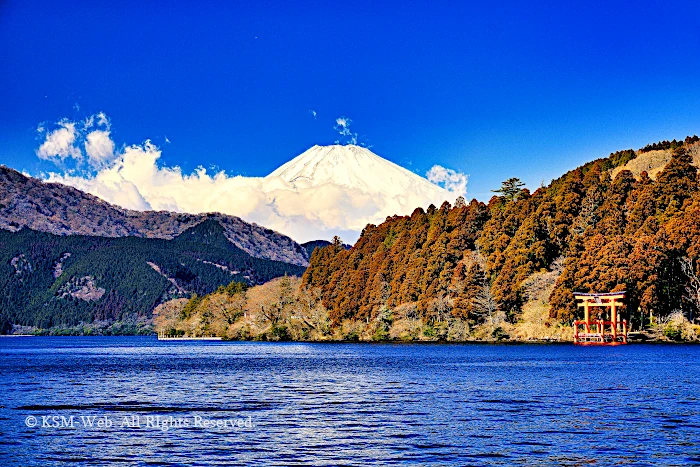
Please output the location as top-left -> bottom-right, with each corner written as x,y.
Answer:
303,138 -> 700,333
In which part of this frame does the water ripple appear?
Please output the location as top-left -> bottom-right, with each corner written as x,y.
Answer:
1,338 -> 699,465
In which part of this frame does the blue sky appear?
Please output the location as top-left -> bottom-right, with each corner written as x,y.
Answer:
1,0 -> 700,201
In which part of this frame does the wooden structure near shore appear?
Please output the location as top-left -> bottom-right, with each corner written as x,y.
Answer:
573,292 -> 628,345
157,331 -> 221,341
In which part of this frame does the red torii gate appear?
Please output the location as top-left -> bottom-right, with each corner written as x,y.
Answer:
573,292 -> 628,345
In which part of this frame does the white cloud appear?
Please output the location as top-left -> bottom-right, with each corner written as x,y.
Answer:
83,111 -> 110,130
37,114 -> 117,170
334,116 -> 358,145
38,113 -> 467,243
335,117 -> 350,132
84,130 -> 115,168
426,165 -> 469,197
95,112 -> 110,128
46,141 -> 386,242
36,120 -> 83,163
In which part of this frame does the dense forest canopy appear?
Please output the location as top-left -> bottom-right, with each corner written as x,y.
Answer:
302,137 -> 700,333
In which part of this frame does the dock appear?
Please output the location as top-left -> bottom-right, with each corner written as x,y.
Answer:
157,331 -> 222,341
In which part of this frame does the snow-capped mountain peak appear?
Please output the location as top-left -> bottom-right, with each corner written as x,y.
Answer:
266,144 -> 450,200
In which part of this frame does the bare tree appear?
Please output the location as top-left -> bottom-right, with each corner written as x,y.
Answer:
473,282 -> 502,325
395,302 -> 419,322
153,298 -> 188,335
428,295 -> 453,323
218,293 -> 246,325
379,280 -> 391,305
573,185 -> 603,235
680,257 -> 700,322
521,256 -> 564,303
258,303 -> 283,327
294,287 -> 330,336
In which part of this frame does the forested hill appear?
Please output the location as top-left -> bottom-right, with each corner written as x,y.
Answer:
0,220 -> 304,333
0,166 -> 309,266
303,136 -> 700,330
301,240 -> 352,258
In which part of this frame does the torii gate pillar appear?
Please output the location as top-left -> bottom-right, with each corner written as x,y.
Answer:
573,292 -> 627,345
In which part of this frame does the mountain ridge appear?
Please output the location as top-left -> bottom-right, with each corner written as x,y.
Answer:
0,166 -> 309,266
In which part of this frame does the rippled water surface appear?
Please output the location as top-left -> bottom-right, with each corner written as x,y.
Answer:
1,338 -> 699,466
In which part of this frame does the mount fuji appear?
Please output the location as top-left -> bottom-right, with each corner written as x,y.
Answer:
32,140 -> 465,244
260,144 -> 461,241
266,144 -> 452,201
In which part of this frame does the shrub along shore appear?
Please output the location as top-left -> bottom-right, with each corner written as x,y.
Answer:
152,277 -> 700,343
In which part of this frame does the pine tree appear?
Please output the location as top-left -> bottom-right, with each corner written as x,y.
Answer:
492,178 -> 526,202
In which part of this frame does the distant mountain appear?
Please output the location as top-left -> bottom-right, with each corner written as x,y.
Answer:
0,166 -> 309,266
0,221 -> 305,331
301,240 -> 352,258
267,144 -> 452,201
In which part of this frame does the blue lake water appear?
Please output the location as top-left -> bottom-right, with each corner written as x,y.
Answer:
1,338 -> 699,466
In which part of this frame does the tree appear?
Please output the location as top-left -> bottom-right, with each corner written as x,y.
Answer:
225,280 -> 248,297
492,178 -> 526,202
473,282 -> 500,325
427,295 -> 452,323
655,148 -> 698,213
680,257 -> 700,322
332,235 -> 343,251
0,315 -> 11,335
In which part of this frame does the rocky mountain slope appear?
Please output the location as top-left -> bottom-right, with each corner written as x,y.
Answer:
0,166 -> 309,266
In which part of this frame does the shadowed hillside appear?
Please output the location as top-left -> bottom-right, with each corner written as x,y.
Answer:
0,221 -> 304,333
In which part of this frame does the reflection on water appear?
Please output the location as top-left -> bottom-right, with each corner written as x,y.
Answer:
1,338 -> 699,465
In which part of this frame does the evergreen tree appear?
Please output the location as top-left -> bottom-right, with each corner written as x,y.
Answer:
492,178 -> 526,202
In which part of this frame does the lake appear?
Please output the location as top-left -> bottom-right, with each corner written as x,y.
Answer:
1,338 -> 699,466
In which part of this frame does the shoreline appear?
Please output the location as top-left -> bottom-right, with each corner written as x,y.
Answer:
1,334 -> 695,344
